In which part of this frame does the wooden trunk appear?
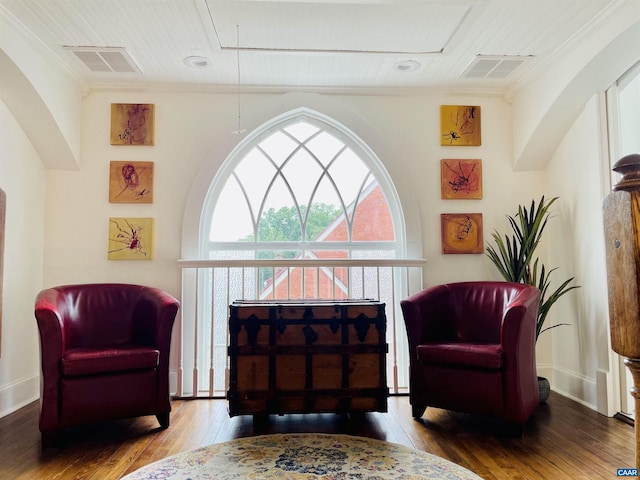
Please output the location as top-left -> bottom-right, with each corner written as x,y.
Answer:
227,299 -> 388,417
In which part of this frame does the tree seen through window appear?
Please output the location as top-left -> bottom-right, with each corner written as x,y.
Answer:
206,113 -> 397,298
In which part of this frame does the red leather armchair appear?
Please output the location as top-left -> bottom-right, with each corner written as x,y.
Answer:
34,283 -> 180,444
400,281 -> 541,426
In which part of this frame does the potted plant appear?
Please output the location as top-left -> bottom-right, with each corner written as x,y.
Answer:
486,196 -> 580,402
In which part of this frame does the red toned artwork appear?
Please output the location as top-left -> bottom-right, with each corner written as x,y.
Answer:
441,159 -> 482,199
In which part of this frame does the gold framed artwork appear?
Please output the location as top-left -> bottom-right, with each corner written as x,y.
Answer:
109,161 -> 153,203
108,217 -> 154,260
110,103 -> 155,146
441,159 -> 483,199
440,105 -> 481,146
440,213 -> 484,254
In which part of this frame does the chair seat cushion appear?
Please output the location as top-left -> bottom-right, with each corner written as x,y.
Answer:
62,345 -> 160,377
416,342 -> 503,369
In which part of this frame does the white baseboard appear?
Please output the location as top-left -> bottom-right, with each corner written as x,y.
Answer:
544,366 -> 598,411
536,364 -> 553,381
0,374 -> 39,419
596,368 -> 617,416
169,370 -> 178,397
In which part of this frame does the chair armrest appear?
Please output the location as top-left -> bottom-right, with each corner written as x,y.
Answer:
133,287 -> 179,412
400,284 -> 453,352
34,289 -> 67,432
133,287 -> 180,353
35,289 -> 67,364
500,287 -> 541,356
500,286 -> 541,418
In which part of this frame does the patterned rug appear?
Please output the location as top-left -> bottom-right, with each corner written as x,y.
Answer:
121,433 -> 484,479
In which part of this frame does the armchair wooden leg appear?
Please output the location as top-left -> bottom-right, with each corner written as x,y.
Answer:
156,413 -> 170,429
506,421 -> 526,438
41,431 -> 58,448
411,403 -> 427,419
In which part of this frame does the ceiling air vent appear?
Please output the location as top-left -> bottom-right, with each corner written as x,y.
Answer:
461,55 -> 532,79
64,46 -> 142,73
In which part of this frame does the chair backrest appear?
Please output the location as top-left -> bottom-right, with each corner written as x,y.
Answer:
48,283 -> 154,349
445,281 -> 535,343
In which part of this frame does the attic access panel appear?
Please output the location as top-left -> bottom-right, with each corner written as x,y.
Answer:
205,0 -> 474,54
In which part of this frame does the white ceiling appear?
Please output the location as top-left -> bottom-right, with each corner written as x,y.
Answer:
0,0 -> 623,92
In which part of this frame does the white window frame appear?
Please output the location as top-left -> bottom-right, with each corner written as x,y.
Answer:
199,108 -> 406,260
605,60 -> 640,420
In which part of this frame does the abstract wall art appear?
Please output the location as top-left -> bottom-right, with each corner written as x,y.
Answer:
440,213 -> 484,254
108,217 -> 154,260
110,103 -> 155,146
441,159 -> 482,199
440,105 -> 481,146
109,161 -> 154,203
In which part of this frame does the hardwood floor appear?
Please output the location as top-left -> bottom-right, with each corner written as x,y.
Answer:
0,393 -> 635,479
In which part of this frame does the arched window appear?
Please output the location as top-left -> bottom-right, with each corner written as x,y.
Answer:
200,109 -> 404,298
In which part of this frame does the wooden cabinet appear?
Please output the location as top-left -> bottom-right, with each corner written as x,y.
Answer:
227,299 -> 388,418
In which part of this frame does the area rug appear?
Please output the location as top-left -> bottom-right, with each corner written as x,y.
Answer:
121,433 -> 484,479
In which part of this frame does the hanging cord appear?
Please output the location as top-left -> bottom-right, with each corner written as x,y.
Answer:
233,24 -> 246,134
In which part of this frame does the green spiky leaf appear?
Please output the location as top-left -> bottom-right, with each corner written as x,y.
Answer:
485,196 -> 579,342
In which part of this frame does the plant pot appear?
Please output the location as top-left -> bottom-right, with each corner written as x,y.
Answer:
538,376 -> 550,403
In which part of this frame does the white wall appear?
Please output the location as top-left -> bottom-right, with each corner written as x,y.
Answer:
511,0 -> 640,172
45,90 -> 544,293
505,5 -> 640,416
0,99 -> 46,417
0,12 -> 83,417
542,94 -> 614,414
0,11 -> 82,169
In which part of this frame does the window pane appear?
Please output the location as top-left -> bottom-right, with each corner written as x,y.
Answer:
282,148 -> 322,210
350,250 -> 396,300
619,75 -> 640,156
305,130 -> 345,167
352,181 -> 395,241
311,172 -> 342,207
259,130 -> 297,167
258,174 -> 301,242
234,148 -> 275,217
284,121 -> 320,142
258,206 -> 302,242
308,175 -> 345,241
210,177 -> 253,241
209,250 -> 255,260
328,148 -> 369,207
261,174 -> 298,215
305,202 -> 343,242
352,249 -> 396,259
